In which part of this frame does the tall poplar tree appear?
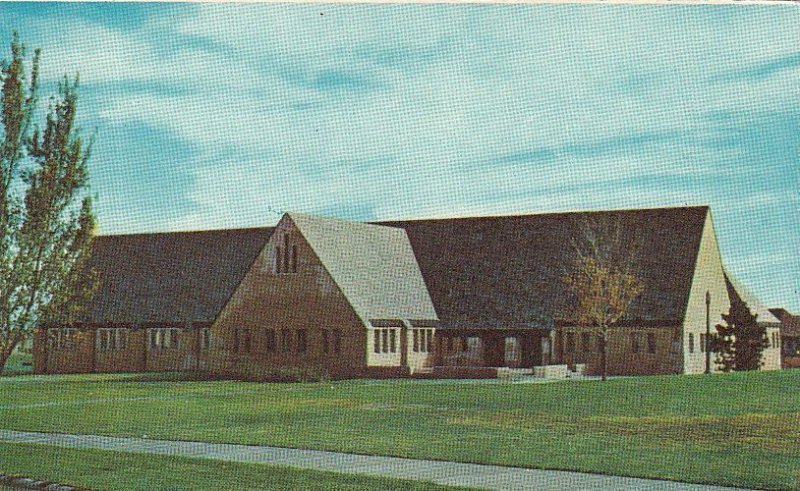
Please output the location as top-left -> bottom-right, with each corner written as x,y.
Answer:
0,32 -> 96,372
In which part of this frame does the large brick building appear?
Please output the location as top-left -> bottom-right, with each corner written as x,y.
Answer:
33,206 -> 782,377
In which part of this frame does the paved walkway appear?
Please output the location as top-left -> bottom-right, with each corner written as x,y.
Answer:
0,430 -> 748,491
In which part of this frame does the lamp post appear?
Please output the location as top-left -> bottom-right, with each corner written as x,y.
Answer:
705,290 -> 711,374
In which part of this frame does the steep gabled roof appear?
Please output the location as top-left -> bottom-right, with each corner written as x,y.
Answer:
81,227 -> 274,324
769,308 -> 800,336
288,213 -> 437,325
723,271 -> 781,325
379,206 -> 709,329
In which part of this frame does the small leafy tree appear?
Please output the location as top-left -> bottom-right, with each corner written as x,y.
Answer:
0,32 -> 97,372
713,297 -> 767,372
563,216 -> 644,381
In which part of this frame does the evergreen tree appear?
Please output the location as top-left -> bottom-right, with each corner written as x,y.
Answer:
0,32 -> 97,372
713,296 -> 768,372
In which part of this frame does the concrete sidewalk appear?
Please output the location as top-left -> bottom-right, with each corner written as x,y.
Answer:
0,429 -> 748,491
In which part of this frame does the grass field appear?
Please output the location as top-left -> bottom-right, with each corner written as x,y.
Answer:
0,441 -> 467,490
1,370 -> 799,490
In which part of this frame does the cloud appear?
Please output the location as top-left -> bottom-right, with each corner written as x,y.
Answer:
711,52 -> 800,83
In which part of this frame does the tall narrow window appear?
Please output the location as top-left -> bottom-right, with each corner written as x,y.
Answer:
265,330 -> 276,352
413,329 -> 419,352
291,245 -> 298,273
374,330 -> 381,353
99,330 -> 109,351
566,332 -> 575,353
297,329 -> 307,353
332,330 -> 341,354
647,332 -> 656,354
202,329 -> 212,350
243,330 -> 251,353
426,329 -> 433,352
700,333 -> 706,353
631,332 -> 640,353
581,332 -> 591,352
688,333 -> 694,353
275,247 -> 282,274
322,330 -> 329,354
170,329 -> 180,349
232,329 -> 240,352
389,330 -> 397,353
381,329 -> 389,353
282,329 -> 291,353
283,235 -> 290,273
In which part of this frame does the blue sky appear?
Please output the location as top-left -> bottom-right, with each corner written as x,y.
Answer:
1,3 -> 798,311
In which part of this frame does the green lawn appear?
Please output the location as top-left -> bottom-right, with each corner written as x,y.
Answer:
1,371 -> 799,490
0,441 -> 466,490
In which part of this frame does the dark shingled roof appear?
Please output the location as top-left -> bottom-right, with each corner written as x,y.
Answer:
769,308 -> 800,336
79,206 -> 709,329
378,206 -> 709,330
81,227 -> 274,324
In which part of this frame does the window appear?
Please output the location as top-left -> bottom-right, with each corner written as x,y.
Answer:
389,330 -> 397,353
283,235 -> 290,273
581,332 -> 591,352
265,330 -> 276,352
201,329 -> 212,350
98,329 -> 127,352
232,329 -> 240,352
427,329 -> 433,352
597,334 -> 603,353
700,333 -> 707,353
647,333 -> 656,354
297,329 -> 307,353
413,329 -> 419,352
381,329 -> 389,353
170,329 -> 180,349
374,329 -> 381,353
150,329 -> 158,349
99,330 -> 109,351
332,330 -> 341,354
688,333 -> 694,353
631,332 -> 640,353
566,332 -> 575,353
275,247 -> 282,274
322,330 -> 330,354
243,330 -> 252,353
282,329 -> 291,353
291,245 -> 298,273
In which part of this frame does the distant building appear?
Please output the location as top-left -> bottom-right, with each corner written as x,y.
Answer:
769,308 -> 800,368
33,206 -> 782,378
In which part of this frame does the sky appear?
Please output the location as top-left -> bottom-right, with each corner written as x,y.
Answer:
0,3 -> 798,311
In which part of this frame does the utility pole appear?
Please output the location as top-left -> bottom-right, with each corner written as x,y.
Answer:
705,290 -> 711,374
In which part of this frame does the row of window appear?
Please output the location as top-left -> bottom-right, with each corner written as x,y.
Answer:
771,332 -> 781,349
443,336 -> 482,353
51,328 -> 78,350
563,331 -> 656,354
373,328 -> 397,354
413,328 -> 434,353
688,332 -> 781,354
231,329 -> 342,355
274,234 -> 299,274
97,329 -> 129,351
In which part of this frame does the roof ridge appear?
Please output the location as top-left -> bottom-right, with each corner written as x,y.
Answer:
375,204 -> 710,224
